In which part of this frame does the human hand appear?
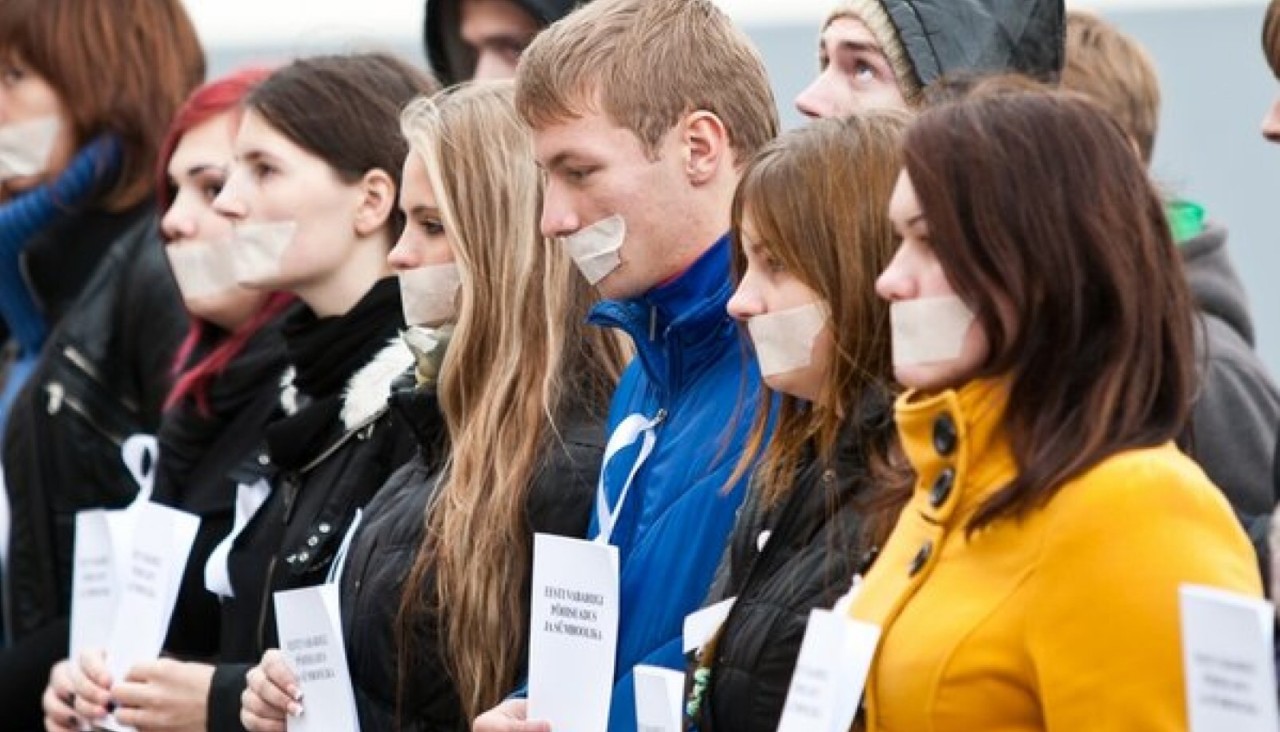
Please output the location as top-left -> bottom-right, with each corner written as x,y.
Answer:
41,659 -> 82,732
240,650 -> 302,732
110,658 -> 215,731
472,699 -> 552,732
72,649 -> 114,721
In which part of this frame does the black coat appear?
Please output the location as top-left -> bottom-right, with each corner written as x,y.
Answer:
690,396 -> 896,732
881,0 -> 1065,85
341,382 -> 604,732
206,285 -> 418,732
2,207 -> 187,642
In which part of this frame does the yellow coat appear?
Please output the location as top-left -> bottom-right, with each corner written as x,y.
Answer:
848,378 -> 1264,731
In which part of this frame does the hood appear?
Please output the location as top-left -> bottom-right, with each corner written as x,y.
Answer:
880,0 -> 1065,86
422,0 -> 584,85
1179,222 -> 1257,347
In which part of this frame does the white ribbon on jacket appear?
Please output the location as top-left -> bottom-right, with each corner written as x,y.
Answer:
594,411 -> 664,545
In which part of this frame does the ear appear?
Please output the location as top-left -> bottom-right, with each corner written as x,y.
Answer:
353,168 -> 397,237
681,110 -> 731,186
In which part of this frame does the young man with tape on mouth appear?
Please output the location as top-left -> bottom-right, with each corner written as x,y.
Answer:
472,0 -> 778,730
794,0 -> 1064,119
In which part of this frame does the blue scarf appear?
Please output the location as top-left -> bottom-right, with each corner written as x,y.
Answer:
0,135 -> 123,357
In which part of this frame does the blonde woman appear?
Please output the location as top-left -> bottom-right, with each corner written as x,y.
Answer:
240,81 -> 629,732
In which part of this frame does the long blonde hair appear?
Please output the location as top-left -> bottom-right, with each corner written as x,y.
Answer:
395,81 -> 630,723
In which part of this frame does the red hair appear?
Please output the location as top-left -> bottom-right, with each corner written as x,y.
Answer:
159,67 -> 295,414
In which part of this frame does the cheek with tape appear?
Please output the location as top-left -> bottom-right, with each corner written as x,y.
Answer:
398,263 -> 461,327
228,221 -> 298,287
0,116 -> 61,181
747,301 -> 829,378
889,295 -> 976,367
165,241 -> 242,302
562,214 -> 625,286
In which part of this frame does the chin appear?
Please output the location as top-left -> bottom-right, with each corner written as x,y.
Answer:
892,363 -> 966,393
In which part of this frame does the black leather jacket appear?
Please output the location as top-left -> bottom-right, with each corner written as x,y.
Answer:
3,209 -> 187,641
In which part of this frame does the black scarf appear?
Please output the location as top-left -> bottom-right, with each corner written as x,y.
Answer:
267,278 -> 403,469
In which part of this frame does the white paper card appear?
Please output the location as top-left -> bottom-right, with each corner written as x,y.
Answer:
682,597 -> 736,654
634,665 -> 684,732
528,533 -> 620,732
100,501 -> 200,732
1180,584 -> 1279,732
776,609 -> 881,732
274,584 -> 361,732
69,510 -> 119,658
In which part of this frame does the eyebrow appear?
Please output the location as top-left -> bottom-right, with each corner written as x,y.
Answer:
833,40 -> 883,57
543,151 -> 591,172
403,204 -> 441,217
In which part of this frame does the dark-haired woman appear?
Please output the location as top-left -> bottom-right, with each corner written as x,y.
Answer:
849,84 -> 1262,730
685,113 -> 911,732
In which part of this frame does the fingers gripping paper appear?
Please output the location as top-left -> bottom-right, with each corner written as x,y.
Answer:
165,241 -> 242,301
0,116 -> 60,180
398,263 -> 460,327
747,302 -> 828,378
563,214 -> 625,286
890,296 -> 976,367
229,221 -> 297,286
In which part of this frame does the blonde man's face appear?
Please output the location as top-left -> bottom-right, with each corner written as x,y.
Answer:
795,17 -> 907,120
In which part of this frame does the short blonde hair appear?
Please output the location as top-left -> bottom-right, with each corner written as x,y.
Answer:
1061,10 -> 1161,164
1266,0 -> 1280,77
514,0 -> 778,162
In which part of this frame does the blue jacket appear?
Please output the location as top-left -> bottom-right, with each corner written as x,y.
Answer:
589,234 -> 762,732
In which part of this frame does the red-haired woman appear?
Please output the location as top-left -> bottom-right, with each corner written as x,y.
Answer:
850,84 -> 1262,730
39,68 -> 299,732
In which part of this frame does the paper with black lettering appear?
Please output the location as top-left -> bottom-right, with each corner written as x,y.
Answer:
528,533 -> 620,732
775,609 -> 880,732
69,510 -> 119,658
1180,584 -> 1279,732
274,584 -> 361,732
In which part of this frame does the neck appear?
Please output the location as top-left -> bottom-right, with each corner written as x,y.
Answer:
295,234 -> 392,318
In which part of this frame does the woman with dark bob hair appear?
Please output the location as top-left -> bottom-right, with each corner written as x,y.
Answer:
848,83 -> 1263,729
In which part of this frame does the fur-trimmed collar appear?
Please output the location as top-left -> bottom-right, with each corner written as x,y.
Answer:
276,338 -> 414,431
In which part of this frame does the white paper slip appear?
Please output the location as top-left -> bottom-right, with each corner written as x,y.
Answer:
634,665 -> 684,732
528,533 -> 620,732
69,510 -> 119,659
1180,584 -> 1279,732
776,608 -> 881,732
100,501 -> 200,732
683,597 -> 736,654
274,583 -> 361,732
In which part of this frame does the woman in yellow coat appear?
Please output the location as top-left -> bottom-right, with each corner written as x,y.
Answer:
851,82 -> 1265,730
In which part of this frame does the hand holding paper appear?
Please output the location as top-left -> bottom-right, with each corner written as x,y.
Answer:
242,650 -> 303,731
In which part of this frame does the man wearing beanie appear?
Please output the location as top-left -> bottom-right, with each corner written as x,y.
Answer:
422,0 -> 588,84
796,0 -> 1064,118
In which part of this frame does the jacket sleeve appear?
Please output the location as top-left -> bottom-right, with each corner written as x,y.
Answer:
207,662 -> 253,732
115,224 -> 186,426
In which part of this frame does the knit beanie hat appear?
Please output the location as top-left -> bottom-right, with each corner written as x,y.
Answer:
826,0 -> 923,104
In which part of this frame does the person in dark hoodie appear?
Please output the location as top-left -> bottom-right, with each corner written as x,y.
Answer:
794,0 -> 1064,119
1060,9 -> 1280,583
239,80 -> 629,732
69,53 -> 437,732
422,0 -> 588,84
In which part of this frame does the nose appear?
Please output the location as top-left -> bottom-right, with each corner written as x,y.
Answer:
211,171 -> 248,220
160,195 -> 196,242
387,229 -> 423,271
539,182 -> 581,239
1263,95 -> 1280,144
875,246 -> 919,303
794,74 -> 837,120
473,51 -> 519,82
726,275 -> 765,322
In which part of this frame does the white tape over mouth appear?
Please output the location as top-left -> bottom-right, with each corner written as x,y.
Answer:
398,262 -> 461,327
228,220 -> 297,287
0,116 -> 61,181
890,295 -> 977,367
748,301 -> 828,378
562,214 -> 625,286
165,240 -> 242,301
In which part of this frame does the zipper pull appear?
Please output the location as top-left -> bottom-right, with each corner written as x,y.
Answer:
45,382 -> 64,415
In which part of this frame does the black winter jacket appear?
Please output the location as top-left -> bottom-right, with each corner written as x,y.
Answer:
3,207 -> 187,642
341,381 -> 604,732
206,283 -> 418,732
690,392 -> 897,732
422,0 -> 585,84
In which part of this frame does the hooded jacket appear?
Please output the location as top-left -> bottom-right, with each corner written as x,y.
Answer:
586,235 -> 761,732
879,0 -> 1065,86
422,0 -> 584,85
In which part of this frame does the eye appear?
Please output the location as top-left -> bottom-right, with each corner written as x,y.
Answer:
565,167 -> 593,184
201,182 -> 224,203
763,253 -> 786,273
420,217 -> 445,236
0,63 -> 25,86
851,59 -> 877,82
251,162 -> 276,182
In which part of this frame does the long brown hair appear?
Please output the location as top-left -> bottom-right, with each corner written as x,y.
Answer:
395,82 -> 630,722
728,112 -> 912,546
903,82 -> 1196,530
1265,0 -> 1280,76
0,0 -> 205,210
